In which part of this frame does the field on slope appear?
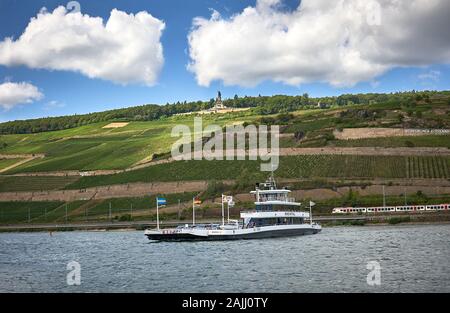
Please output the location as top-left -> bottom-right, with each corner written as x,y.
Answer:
279,95 -> 450,148
0,158 -> 22,171
0,176 -> 79,192
0,92 -> 448,181
63,155 -> 450,190
0,111 -> 257,173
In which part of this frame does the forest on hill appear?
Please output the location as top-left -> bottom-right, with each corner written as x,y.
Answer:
0,90 -> 448,135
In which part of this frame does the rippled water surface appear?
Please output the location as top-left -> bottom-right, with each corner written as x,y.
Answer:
0,224 -> 449,292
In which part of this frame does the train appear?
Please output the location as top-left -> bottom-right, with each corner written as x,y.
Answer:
332,204 -> 449,214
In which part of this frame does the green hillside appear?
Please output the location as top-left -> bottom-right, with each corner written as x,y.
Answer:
0,90 -> 449,226
0,90 -> 448,191
0,92 -> 449,174
1,112 -> 257,172
63,155 -> 450,190
0,158 -> 22,171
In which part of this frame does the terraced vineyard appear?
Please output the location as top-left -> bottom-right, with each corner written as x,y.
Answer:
333,136 -> 450,148
1,93 -> 449,176
0,112 -> 258,173
279,155 -> 410,179
0,176 -> 79,192
63,155 -> 450,190
65,159 -> 263,189
406,156 -> 450,179
0,158 -> 22,171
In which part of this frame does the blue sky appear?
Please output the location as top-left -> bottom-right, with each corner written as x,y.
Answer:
0,0 -> 449,122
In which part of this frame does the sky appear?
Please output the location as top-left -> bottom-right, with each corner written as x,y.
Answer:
0,0 -> 449,122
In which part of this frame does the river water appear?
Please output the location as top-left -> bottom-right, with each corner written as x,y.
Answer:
0,224 -> 449,292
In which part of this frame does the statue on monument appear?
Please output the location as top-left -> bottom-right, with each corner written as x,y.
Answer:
209,90 -> 227,112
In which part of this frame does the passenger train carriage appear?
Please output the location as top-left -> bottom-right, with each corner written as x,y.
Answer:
332,204 -> 449,214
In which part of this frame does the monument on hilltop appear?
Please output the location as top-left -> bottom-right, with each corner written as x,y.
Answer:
176,90 -> 249,115
211,91 -> 227,111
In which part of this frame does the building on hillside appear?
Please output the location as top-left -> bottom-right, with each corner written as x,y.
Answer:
175,91 -> 250,116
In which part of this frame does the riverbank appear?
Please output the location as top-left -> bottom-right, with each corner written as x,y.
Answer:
1,213 -> 449,233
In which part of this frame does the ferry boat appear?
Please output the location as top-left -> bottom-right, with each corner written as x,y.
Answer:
144,174 -> 321,241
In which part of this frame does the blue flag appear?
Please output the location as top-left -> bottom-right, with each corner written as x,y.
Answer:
157,197 -> 166,205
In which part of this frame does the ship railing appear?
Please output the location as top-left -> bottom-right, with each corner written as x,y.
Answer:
257,197 -> 297,203
241,209 -> 300,214
241,210 -> 257,214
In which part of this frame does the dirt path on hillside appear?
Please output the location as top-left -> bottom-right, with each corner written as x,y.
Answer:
280,147 -> 450,156
0,153 -> 45,159
0,154 -> 45,174
10,170 -> 123,177
334,128 -> 450,140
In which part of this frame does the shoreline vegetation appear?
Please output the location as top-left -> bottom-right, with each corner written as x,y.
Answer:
0,215 -> 450,234
0,208 -> 450,232
1,188 -> 449,215
1,189 -> 449,228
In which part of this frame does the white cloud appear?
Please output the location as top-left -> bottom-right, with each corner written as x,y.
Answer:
418,70 -> 441,82
188,0 -> 450,87
0,82 -> 44,110
0,6 -> 165,86
44,100 -> 66,110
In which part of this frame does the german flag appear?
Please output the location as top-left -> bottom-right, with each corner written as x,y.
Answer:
194,197 -> 202,205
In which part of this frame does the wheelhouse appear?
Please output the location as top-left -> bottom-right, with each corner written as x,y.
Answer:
242,174 -> 308,228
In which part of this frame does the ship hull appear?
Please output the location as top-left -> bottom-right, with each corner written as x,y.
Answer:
145,225 -> 321,242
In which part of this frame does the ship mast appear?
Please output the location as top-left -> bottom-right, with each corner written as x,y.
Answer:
221,194 -> 225,226
192,197 -> 195,226
266,166 -> 277,190
270,169 -> 276,189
